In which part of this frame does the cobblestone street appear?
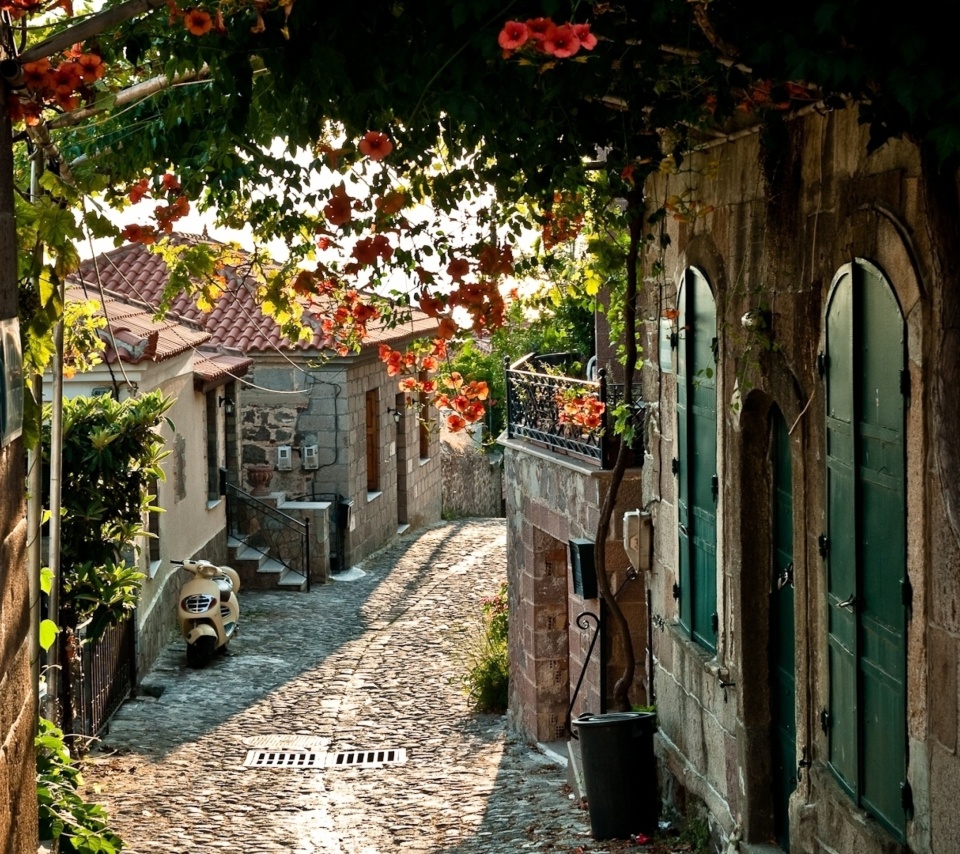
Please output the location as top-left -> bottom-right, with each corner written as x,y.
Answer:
82,520 -> 622,853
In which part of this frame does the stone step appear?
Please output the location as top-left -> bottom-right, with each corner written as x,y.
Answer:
278,568 -> 308,591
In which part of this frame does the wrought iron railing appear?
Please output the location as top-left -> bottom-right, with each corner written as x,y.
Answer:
69,614 -> 136,739
505,353 -> 646,468
226,483 -> 310,590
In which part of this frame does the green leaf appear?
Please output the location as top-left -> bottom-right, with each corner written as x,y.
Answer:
40,567 -> 54,594
39,619 -> 59,652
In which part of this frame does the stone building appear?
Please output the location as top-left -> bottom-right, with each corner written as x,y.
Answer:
79,237 -> 443,572
504,103 -> 960,853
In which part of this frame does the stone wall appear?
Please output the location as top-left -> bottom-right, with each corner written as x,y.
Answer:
239,351 -> 442,571
502,439 -> 646,743
639,104 -> 945,851
441,433 -> 503,518
0,441 -> 36,854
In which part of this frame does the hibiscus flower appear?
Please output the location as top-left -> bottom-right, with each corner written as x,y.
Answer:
498,21 -> 529,51
184,8 -> 213,36
358,131 -> 393,161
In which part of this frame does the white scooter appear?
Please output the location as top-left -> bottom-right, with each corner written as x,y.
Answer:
173,559 -> 241,668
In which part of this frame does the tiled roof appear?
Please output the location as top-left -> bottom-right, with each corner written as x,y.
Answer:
193,351 -> 254,391
74,237 -> 438,355
65,283 -> 210,364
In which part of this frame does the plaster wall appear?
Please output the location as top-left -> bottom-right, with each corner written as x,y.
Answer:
640,104 -> 945,851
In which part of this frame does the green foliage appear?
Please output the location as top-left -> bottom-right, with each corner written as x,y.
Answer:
42,392 -> 172,640
36,717 -> 125,853
461,582 -> 509,713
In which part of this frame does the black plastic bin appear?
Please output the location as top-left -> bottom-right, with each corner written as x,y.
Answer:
573,711 -> 658,840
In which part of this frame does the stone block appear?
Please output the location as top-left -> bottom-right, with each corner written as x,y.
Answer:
929,625 -> 958,752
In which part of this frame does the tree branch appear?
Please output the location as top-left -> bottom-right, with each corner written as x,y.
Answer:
19,0 -> 167,64
48,65 -> 209,130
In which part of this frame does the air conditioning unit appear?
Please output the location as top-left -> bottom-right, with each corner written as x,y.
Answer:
277,445 -> 293,471
302,444 -> 319,470
623,509 -> 653,571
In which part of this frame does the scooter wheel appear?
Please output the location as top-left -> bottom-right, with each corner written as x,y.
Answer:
186,636 -> 216,668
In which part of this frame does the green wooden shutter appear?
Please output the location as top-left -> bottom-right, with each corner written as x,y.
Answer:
677,275 -> 692,634
857,262 -> 906,837
825,261 -> 907,839
771,408 -> 797,850
677,268 -> 718,651
825,266 -> 858,793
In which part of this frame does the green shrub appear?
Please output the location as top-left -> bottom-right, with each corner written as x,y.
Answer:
36,717 -> 125,853
462,582 -> 509,713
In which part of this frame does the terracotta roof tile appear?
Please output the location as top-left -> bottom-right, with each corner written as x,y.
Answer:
193,351 -> 254,391
65,283 -> 210,364
75,237 -> 438,356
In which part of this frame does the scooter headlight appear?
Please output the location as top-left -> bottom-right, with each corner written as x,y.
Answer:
181,593 -> 217,613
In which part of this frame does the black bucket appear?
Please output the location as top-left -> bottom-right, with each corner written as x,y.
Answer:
573,711 -> 658,840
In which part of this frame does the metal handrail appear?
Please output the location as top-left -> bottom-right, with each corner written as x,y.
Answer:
226,483 -> 310,590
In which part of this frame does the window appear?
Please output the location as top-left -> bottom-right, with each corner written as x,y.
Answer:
365,389 -> 379,492
147,477 -> 161,567
675,267 -> 718,652
418,372 -> 430,459
206,390 -> 219,501
824,259 -> 908,839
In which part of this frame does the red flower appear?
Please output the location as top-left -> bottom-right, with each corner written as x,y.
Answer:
21,59 -> 53,92
446,413 -> 467,432
571,23 -> 597,51
544,25 -> 580,58
51,62 -> 82,94
446,258 -> 470,281
324,184 -> 353,227
525,17 -> 555,41
76,53 -> 105,82
420,355 -> 439,372
161,173 -> 181,193
184,8 -> 213,35
125,184 -> 159,219
498,21 -> 529,51
122,223 -> 158,245
358,131 -> 393,161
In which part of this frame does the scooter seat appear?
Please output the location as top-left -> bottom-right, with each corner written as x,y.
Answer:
215,576 -> 234,600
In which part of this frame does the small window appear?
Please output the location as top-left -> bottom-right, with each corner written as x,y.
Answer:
206,390 -> 219,501
365,389 -> 379,492
147,477 -> 161,565
418,373 -> 430,459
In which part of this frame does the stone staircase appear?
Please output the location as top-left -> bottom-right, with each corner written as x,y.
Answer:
227,534 -> 308,592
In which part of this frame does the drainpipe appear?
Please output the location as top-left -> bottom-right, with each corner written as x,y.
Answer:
26,152 -> 42,700
44,276 -> 65,724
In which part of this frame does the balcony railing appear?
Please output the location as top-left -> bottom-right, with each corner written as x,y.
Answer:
505,353 -> 646,469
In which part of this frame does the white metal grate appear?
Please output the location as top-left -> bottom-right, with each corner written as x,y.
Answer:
327,748 -> 407,768
242,746 -> 408,769
243,750 -> 325,768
